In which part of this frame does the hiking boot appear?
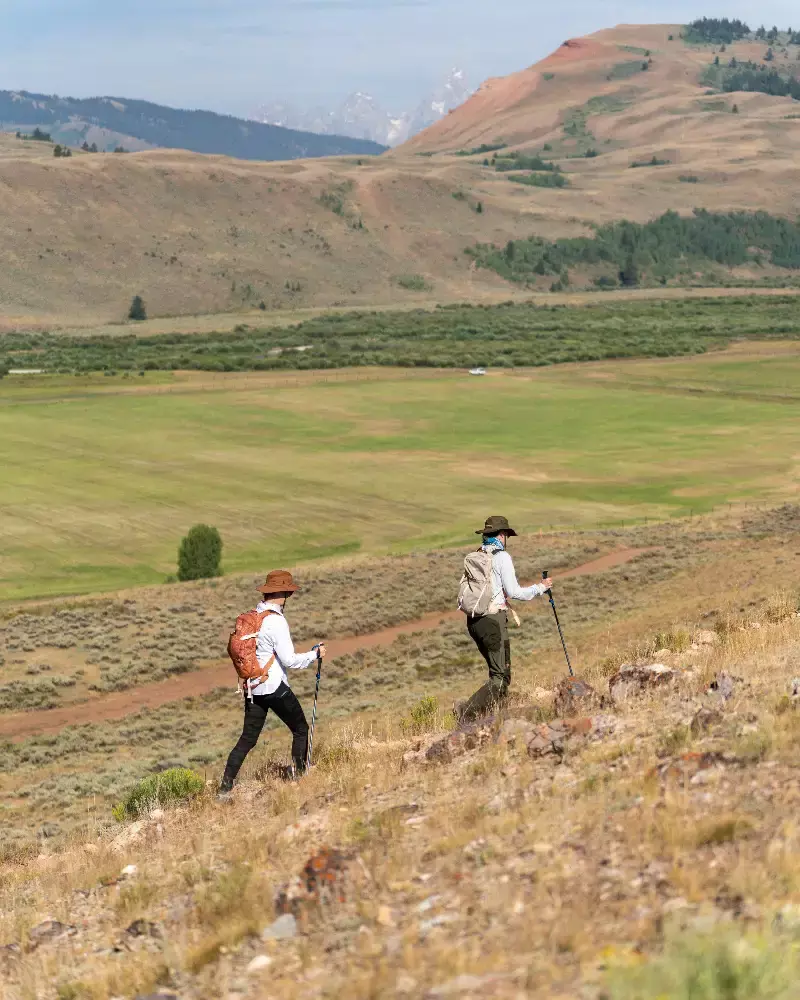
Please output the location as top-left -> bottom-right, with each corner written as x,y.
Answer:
216,778 -> 234,802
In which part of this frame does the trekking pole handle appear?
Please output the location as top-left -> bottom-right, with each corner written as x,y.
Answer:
542,570 -> 553,595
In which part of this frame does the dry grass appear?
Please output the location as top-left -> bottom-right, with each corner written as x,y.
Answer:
0,608 -> 798,998
1,506 -> 799,998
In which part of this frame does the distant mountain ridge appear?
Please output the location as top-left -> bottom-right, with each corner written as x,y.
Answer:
254,69 -> 473,147
0,90 -> 385,160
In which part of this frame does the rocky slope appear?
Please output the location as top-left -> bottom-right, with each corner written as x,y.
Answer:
1,589 -> 798,999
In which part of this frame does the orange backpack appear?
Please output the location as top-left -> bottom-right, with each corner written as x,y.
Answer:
227,609 -> 277,694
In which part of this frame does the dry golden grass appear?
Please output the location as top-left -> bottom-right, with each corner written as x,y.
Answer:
1,525 -> 798,998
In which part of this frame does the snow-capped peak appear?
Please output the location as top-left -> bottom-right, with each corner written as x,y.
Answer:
252,67 -> 472,147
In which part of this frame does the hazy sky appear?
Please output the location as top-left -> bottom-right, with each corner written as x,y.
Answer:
0,1 -> 798,115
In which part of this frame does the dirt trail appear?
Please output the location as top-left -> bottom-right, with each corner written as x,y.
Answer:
0,548 -> 648,743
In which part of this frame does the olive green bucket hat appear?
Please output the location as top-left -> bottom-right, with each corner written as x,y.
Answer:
476,515 -> 518,537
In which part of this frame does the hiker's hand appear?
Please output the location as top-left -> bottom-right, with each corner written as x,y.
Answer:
315,643 -> 328,658
541,577 -> 553,591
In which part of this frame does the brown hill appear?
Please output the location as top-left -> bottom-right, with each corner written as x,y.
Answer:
5,24 -> 800,328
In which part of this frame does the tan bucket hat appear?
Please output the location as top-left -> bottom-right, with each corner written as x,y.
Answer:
256,570 -> 300,595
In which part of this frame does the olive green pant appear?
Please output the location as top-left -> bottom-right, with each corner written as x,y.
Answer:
461,611 -> 511,720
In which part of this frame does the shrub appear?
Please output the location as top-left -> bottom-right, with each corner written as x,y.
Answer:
112,767 -> 204,821
401,695 -> 440,734
395,274 -> 431,291
654,627 -> 691,652
606,926 -> 800,999
509,172 -> 568,188
178,524 -> 223,581
630,155 -> 671,168
128,295 -> 147,321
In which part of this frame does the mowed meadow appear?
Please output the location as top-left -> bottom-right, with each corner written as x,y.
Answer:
1,338 -> 799,602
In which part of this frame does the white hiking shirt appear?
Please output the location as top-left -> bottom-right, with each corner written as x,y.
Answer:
249,601 -> 318,697
486,548 -> 548,613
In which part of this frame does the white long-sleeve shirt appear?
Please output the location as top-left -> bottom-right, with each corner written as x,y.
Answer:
486,548 -> 548,613
249,601 -> 318,697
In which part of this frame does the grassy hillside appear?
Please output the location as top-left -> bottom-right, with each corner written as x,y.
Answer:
0,90 -> 385,159
5,24 -> 800,323
1,336 -> 798,602
1,503 -> 798,999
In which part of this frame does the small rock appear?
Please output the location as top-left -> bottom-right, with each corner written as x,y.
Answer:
652,751 -> 740,783
246,954 -> 273,974
425,720 -> 494,764
790,677 -> 800,699
693,630 -> 719,646
126,919 -> 161,939
120,864 -> 138,879
428,973 -> 503,996
274,846 -> 356,918
708,672 -> 736,703
690,707 -> 723,735
261,913 -> 298,940
663,896 -> 691,913
28,919 -> 73,947
111,820 -> 147,852
419,914 -> 458,934
609,664 -> 676,703
774,903 -> 800,932
495,717 -> 537,749
417,895 -> 443,913
553,677 -> 603,717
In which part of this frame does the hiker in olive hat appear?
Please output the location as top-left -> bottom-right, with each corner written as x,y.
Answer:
458,516 -> 552,720
219,571 -> 327,796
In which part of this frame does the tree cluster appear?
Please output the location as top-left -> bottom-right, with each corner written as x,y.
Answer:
718,59 -> 800,100
685,18 -> 750,44
469,210 -> 800,286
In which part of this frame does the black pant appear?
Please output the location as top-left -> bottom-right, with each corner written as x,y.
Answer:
221,683 -> 309,789
461,611 -> 511,720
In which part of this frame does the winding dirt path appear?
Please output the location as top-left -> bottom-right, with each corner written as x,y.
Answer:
0,548 -> 649,743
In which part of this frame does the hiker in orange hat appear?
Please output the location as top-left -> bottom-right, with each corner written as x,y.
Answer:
219,571 -> 326,796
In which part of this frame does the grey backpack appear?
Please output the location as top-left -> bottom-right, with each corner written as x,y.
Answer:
458,549 -> 494,617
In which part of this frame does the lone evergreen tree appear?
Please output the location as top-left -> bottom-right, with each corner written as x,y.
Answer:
128,295 -> 147,321
177,525 -> 223,581
619,257 -> 640,287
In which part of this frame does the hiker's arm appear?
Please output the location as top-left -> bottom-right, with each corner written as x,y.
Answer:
497,552 -> 548,601
271,618 -> 318,671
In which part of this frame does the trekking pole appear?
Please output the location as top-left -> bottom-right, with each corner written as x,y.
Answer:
305,648 -> 323,770
543,570 -> 574,677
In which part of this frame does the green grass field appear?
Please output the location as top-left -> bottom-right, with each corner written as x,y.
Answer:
1,340 -> 798,602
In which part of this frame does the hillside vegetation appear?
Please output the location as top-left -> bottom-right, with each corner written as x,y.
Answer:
6,24 -> 800,323
469,211 -> 800,287
3,294 -> 800,374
